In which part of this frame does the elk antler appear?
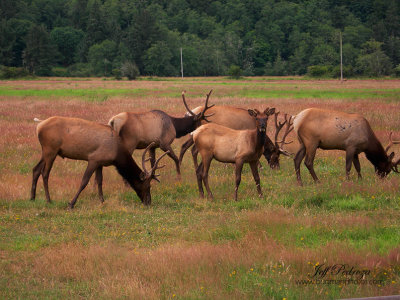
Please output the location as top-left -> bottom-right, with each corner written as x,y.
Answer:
385,132 -> 400,153
279,114 -> 294,146
181,91 -> 195,116
142,142 -> 169,182
274,113 -> 294,155
273,112 -> 286,148
200,90 -> 215,122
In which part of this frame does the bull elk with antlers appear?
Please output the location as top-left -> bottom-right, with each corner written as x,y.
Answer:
293,108 -> 400,185
108,90 -> 214,177
179,106 -> 293,170
31,117 -> 167,208
192,108 -> 276,201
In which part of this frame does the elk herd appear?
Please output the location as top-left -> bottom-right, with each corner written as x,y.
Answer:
31,90 -> 400,208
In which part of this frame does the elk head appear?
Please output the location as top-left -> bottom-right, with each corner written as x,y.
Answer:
376,132 -> 400,177
266,112 -> 294,169
247,107 -> 276,132
139,143 -> 169,205
182,90 -> 215,125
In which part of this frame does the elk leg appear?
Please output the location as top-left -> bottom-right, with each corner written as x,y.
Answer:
201,155 -> 214,200
345,149 -> 356,180
196,162 -> 205,198
234,160 -> 244,201
95,166 -> 104,203
69,161 -> 99,209
30,158 -> 45,200
42,152 -> 58,203
304,145 -> 319,183
161,145 -> 181,177
294,144 -> 306,186
191,144 -> 199,170
353,154 -> 362,179
250,161 -> 262,197
178,137 -> 194,166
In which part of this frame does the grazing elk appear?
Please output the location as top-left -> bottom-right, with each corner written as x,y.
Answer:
31,117 -> 167,208
192,108 -> 276,201
293,108 -> 400,185
179,105 -> 293,170
108,90 -> 214,177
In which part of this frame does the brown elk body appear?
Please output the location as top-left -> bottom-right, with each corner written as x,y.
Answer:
179,105 -> 292,169
192,108 -> 275,201
31,117 -> 166,208
293,108 -> 400,185
108,91 -> 213,177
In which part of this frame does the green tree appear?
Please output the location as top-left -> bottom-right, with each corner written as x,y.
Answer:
50,27 -> 84,66
144,41 -> 176,76
23,24 -> 59,75
88,39 -> 118,76
125,8 -> 161,72
85,0 -> 106,47
356,40 -> 392,76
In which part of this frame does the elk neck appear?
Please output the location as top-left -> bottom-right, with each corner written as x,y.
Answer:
113,147 -> 146,192
170,116 -> 197,138
364,136 -> 389,169
255,127 -> 267,152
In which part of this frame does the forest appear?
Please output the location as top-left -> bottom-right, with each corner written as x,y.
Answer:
0,0 -> 399,78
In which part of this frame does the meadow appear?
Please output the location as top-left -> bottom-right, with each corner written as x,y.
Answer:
0,77 -> 400,299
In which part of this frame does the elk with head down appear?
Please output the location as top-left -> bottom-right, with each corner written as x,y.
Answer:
179,105 -> 293,170
191,108 -> 276,201
31,117 -> 167,208
108,90 -> 214,177
293,108 -> 400,185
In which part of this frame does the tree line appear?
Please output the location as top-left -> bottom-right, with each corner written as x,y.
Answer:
1,0 -> 399,78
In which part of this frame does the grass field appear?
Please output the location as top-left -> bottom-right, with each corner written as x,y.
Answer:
0,77 -> 400,299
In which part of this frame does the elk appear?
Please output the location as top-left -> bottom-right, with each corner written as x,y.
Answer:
30,116 -> 167,208
192,108 -> 276,201
293,108 -> 400,185
108,90 -> 214,177
179,105 -> 293,170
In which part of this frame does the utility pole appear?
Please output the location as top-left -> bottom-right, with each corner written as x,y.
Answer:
340,31 -> 343,82
180,47 -> 183,79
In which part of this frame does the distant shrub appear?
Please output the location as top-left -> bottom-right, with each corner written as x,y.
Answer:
121,61 -> 139,80
0,66 -> 29,79
112,68 -> 122,80
67,63 -> 91,77
307,65 -> 331,77
51,67 -> 69,77
331,65 -> 355,78
228,65 -> 242,79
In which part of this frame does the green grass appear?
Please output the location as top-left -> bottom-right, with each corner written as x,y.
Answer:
1,85 -> 399,102
236,88 -> 400,101
0,86 -> 147,101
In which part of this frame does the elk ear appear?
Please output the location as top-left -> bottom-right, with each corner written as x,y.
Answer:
139,172 -> 147,181
266,108 -> 276,116
248,109 -> 257,117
